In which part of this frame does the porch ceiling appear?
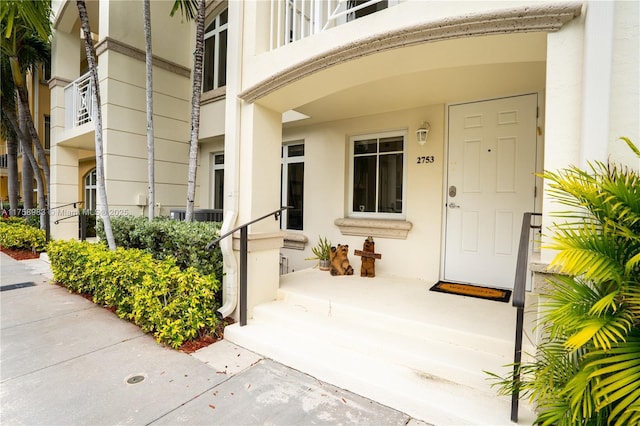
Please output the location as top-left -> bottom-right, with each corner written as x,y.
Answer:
264,32 -> 548,128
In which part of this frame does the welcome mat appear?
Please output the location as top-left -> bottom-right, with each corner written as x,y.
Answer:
429,281 -> 512,303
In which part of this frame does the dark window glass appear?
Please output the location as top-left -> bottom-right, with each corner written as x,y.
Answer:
352,133 -> 404,214
218,29 -> 227,87
44,115 -> 51,149
286,162 -> 304,230
353,155 -> 376,213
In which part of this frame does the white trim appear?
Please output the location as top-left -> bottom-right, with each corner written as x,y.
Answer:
210,152 -> 225,209
348,129 -> 407,220
203,8 -> 228,92
281,140 -> 305,230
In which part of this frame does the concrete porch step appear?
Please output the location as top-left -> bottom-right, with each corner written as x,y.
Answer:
224,269 -> 538,424
251,300 -> 511,393
276,287 -> 536,361
225,315 -> 536,425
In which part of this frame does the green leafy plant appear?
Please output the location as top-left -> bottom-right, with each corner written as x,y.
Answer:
47,240 -> 220,349
307,236 -> 332,261
96,215 -> 223,279
488,137 -> 640,425
0,219 -> 46,251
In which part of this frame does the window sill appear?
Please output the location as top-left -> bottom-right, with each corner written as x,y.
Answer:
283,231 -> 308,250
201,86 -> 226,105
334,218 -> 412,239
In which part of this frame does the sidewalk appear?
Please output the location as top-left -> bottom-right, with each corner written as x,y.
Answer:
0,252 -> 423,425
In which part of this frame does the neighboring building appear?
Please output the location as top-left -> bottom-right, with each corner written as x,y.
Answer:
0,64 -> 51,209
49,0 -> 639,423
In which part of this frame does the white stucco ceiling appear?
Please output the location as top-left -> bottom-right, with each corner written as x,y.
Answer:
275,32 -> 548,128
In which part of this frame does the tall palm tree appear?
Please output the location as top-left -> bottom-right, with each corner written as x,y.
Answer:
170,0 -> 204,222
1,1 -> 51,213
0,94 -> 19,214
18,100 -> 46,224
76,0 -> 116,250
143,0 -> 155,221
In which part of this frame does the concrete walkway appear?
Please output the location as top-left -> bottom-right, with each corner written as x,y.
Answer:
0,252 -> 425,425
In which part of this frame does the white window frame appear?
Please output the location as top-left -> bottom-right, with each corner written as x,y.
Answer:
281,140 -> 305,230
203,8 -> 228,92
84,168 -> 97,213
348,129 -> 407,220
210,152 -> 224,210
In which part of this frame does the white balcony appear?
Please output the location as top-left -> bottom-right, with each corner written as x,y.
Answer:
269,0 -> 397,50
64,71 -> 95,130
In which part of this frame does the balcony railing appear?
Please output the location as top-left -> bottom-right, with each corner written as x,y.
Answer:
64,71 -> 95,129
269,0 -> 394,50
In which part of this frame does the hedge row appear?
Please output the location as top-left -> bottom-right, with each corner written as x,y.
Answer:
0,218 -> 47,252
47,240 -> 220,348
96,216 -> 222,279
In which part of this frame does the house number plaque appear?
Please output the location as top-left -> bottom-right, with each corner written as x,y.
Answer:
416,156 -> 435,164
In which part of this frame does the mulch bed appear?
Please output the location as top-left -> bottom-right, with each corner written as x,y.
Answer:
6,245 -> 231,353
50,281 -> 233,354
0,246 -> 42,260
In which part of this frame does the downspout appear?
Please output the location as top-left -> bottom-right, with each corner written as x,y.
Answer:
216,0 -> 244,319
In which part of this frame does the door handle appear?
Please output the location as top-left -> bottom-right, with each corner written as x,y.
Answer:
448,202 -> 460,209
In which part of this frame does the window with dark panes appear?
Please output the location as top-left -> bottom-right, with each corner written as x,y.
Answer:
203,9 -> 228,92
351,132 -> 405,216
281,142 -> 304,230
211,153 -> 224,209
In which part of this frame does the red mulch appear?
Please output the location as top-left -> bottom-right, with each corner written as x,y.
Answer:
17,251 -> 232,354
0,246 -> 42,260
51,281 -> 233,354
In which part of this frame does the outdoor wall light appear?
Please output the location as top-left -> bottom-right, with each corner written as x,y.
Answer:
416,121 -> 431,146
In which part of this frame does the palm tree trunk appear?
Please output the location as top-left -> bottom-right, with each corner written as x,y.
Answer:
6,136 -> 19,214
6,100 -> 45,226
143,0 -> 155,221
184,0 -> 205,222
17,100 -> 46,228
9,59 -> 50,208
76,0 -> 116,250
18,103 -> 34,210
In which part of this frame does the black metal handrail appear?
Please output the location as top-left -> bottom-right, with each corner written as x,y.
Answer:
47,201 -> 85,242
206,206 -> 290,326
511,212 -> 542,422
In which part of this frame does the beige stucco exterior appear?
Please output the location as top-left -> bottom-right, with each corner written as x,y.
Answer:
48,0 -> 639,320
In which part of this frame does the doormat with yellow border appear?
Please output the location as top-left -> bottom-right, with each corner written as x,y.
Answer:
429,281 -> 512,303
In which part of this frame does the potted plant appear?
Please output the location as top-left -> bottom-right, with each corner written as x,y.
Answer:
307,236 -> 332,271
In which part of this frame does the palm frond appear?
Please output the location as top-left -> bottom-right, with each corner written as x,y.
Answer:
583,338 -> 640,424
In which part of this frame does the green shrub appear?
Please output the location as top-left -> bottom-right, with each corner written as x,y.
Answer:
0,220 -> 46,251
488,138 -> 640,425
96,216 -> 223,279
47,240 -> 220,348
47,240 -> 94,293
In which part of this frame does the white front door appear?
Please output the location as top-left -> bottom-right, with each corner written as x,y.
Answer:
444,94 -> 538,289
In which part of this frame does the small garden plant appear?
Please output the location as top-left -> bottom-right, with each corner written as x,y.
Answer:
488,137 -> 640,425
0,217 -> 46,252
48,240 -> 220,348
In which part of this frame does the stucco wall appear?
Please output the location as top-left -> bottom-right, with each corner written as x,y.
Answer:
281,104 -> 445,281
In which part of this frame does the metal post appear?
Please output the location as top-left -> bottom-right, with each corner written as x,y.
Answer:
45,208 -> 51,242
79,212 -> 86,241
511,306 -> 524,422
240,226 -> 248,326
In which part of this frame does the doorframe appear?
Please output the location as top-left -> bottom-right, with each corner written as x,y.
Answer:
439,92 -> 545,288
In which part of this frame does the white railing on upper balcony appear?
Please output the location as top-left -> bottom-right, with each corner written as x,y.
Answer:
269,0 -> 395,50
64,70 -> 95,129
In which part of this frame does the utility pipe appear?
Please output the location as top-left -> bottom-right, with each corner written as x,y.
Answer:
216,0 -> 245,319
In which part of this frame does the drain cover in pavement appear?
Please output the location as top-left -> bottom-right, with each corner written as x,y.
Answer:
0,282 -> 36,292
126,375 -> 145,384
